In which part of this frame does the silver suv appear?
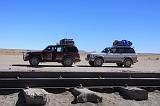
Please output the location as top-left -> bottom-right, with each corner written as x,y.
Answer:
86,46 -> 138,67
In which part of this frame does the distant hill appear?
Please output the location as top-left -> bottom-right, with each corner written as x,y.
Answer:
0,48 -> 159,56
0,48 -> 88,55
0,48 -> 25,55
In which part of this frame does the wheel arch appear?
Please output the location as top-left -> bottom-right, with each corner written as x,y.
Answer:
95,56 -> 104,62
63,55 -> 75,60
29,54 -> 42,61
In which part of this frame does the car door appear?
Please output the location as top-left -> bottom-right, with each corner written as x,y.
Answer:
42,46 -> 55,61
116,48 -> 126,62
55,46 -> 64,61
104,48 -> 122,62
103,48 -> 116,62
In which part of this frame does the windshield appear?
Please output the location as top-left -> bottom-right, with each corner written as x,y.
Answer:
44,46 -> 50,51
43,46 -> 55,52
101,48 -> 110,53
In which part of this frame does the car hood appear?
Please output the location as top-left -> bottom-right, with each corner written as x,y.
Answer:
26,50 -> 43,54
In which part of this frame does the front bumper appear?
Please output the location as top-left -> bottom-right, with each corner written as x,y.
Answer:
23,53 -> 29,61
85,57 -> 95,61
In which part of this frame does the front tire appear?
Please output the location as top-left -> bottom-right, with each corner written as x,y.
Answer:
124,59 -> 132,67
62,57 -> 73,67
89,61 -> 94,66
29,57 -> 39,66
94,58 -> 103,67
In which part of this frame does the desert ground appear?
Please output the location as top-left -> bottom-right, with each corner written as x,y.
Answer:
0,49 -> 160,106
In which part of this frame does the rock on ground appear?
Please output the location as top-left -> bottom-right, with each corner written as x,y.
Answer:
119,87 -> 148,100
23,88 -> 49,105
71,87 -> 103,103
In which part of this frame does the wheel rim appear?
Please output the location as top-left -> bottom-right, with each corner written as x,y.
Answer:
95,59 -> 103,66
125,60 -> 131,67
64,58 -> 73,66
31,58 -> 39,66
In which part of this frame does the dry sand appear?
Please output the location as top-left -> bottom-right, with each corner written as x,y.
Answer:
0,49 -> 160,106
0,52 -> 160,73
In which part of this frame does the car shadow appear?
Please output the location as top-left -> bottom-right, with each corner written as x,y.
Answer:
16,91 -> 44,106
0,89 -> 20,95
12,64 -> 73,68
89,88 -> 117,94
44,88 -> 66,94
76,65 -> 132,68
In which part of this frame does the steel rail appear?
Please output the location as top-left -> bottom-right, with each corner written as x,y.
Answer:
0,72 -> 160,89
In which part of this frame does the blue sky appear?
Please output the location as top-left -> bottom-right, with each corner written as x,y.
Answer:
0,0 -> 160,53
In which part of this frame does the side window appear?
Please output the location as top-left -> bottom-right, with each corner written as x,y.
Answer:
73,47 -> 78,52
45,46 -> 52,51
44,46 -> 55,52
102,48 -> 109,53
129,48 -> 135,53
124,48 -> 135,53
118,48 -> 125,53
66,46 -> 78,52
125,48 -> 130,53
110,48 -> 116,53
51,46 -> 55,52
56,46 -> 63,52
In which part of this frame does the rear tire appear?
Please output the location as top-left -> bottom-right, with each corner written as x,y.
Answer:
94,58 -> 103,67
62,57 -> 73,67
116,63 -> 123,67
124,59 -> 132,67
29,57 -> 39,66
89,61 -> 94,66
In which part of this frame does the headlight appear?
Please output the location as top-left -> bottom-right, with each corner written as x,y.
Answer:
24,53 -> 29,57
88,54 -> 95,58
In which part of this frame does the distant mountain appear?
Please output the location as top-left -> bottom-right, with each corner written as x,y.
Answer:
0,48 -> 159,55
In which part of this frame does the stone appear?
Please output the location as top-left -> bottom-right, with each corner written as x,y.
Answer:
119,87 -> 148,100
71,87 -> 103,103
23,88 -> 49,105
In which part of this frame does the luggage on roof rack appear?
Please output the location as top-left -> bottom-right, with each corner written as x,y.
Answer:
59,39 -> 75,45
113,40 -> 132,47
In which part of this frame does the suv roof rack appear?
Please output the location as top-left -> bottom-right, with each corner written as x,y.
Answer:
112,45 -> 133,48
113,40 -> 132,47
59,38 -> 75,45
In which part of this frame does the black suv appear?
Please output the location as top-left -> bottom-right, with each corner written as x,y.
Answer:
23,44 -> 81,66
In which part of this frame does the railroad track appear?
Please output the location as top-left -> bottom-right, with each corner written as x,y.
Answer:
0,72 -> 160,89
